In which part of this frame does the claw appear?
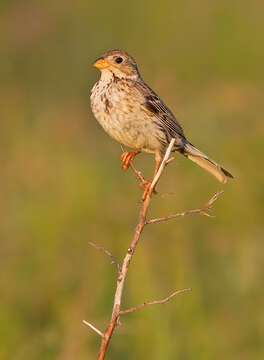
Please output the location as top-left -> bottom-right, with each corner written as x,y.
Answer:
120,151 -> 140,170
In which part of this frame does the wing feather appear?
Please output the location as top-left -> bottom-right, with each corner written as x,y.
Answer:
134,81 -> 186,139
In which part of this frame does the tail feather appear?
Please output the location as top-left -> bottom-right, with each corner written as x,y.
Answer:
184,143 -> 233,184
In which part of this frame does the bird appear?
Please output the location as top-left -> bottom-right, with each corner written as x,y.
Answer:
91,49 -> 233,197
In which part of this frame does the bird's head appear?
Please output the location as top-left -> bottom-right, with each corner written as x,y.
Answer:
93,49 -> 140,80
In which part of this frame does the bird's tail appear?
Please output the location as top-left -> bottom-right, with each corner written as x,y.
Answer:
183,142 -> 233,184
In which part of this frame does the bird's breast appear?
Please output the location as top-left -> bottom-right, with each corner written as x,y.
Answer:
90,79 -> 165,152
91,80 -> 139,132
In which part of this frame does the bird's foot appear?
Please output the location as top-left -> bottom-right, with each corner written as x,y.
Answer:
140,180 -> 157,201
120,151 -> 140,170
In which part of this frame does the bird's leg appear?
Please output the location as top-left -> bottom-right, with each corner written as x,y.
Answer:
120,150 -> 140,170
140,158 -> 162,201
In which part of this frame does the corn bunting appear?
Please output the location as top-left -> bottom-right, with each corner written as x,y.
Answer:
91,49 -> 233,192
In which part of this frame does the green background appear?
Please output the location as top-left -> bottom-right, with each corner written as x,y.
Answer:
1,1 -> 263,359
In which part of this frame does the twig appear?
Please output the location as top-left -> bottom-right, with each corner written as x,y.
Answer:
120,288 -> 192,315
120,144 -> 145,183
165,157 -> 175,165
88,241 -> 121,274
82,320 -> 104,338
146,190 -> 224,224
88,139 -> 224,360
96,139 -> 176,360
129,161 -> 145,183
150,139 -> 175,192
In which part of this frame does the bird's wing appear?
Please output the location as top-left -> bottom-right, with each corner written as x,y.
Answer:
134,80 -> 186,139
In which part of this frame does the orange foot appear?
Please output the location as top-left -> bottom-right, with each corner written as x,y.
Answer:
140,180 -> 156,201
120,151 -> 140,170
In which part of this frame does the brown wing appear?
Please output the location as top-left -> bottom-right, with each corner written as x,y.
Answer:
134,80 -> 186,140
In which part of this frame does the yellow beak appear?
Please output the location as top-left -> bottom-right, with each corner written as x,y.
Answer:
93,58 -> 110,69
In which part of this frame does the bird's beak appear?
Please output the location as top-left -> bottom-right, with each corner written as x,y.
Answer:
93,57 -> 110,70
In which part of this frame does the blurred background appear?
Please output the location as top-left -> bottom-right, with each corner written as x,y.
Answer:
1,0 -> 263,359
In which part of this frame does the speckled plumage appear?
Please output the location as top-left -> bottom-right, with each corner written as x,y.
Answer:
91,49 -> 233,183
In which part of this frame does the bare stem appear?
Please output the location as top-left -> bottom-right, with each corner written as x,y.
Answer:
121,144 -> 145,183
146,190 -> 224,225
120,288 -> 192,315
88,241 -> 121,274
96,139 -> 176,360
82,320 -> 104,338
129,161 -> 145,183
88,139 -> 224,360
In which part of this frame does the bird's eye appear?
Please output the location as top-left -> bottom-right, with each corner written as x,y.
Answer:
115,57 -> 123,64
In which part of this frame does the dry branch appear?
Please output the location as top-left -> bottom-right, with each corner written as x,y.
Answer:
146,190 -> 224,225
82,320 -> 104,338
121,144 -> 145,183
85,139 -> 224,360
119,288 -> 192,315
88,241 -> 121,274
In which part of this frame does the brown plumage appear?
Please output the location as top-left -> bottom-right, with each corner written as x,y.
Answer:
90,49 -> 233,184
